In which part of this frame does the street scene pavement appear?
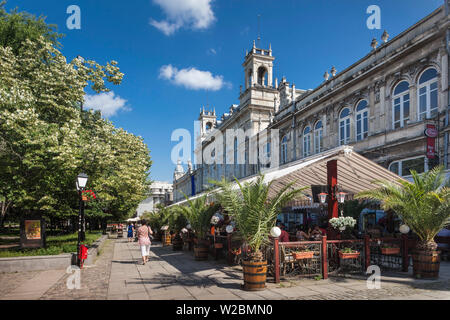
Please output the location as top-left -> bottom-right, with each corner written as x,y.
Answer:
0,238 -> 449,300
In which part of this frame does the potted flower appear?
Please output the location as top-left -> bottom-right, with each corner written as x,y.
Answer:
356,166 -> 450,279
329,216 -> 357,232
214,175 -> 307,291
177,194 -> 216,261
381,244 -> 400,255
292,250 -> 314,260
339,247 -> 360,259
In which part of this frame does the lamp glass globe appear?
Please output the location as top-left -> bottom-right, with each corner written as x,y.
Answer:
270,227 -> 281,238
399,224 -> 410,234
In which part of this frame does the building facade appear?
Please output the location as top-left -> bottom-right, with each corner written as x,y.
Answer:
136,181 -> 173,216
173,4 -> 450,204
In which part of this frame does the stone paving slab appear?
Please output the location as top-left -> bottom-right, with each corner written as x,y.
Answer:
0,269 -> 65,300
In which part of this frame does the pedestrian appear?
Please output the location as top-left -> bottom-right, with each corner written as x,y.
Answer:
137,219 -> 153,265
127,223 -> 134,242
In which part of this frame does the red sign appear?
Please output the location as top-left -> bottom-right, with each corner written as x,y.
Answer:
426,124 -> 437,159
425,127 -> 438,138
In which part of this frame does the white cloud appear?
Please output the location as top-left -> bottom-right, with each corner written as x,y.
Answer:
207,48 -> 217,55
159,64 -> 229,91
150,0 -> 215,36
84,92 -> 129,117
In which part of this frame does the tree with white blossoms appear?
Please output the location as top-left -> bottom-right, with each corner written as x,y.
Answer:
0,6 -> 151,227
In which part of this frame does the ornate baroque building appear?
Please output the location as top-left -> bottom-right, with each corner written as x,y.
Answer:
173,4 -> 450,204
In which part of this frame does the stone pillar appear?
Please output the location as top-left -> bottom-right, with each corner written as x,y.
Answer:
268,64 -> 273,87
379,83 -> 386,131
441,51 -> 448,112
409,84 -> 418,122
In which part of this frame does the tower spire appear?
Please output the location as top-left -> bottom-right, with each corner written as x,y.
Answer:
257,14 -> 261,48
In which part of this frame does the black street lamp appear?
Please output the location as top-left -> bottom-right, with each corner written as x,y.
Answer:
76,173 -> 88,266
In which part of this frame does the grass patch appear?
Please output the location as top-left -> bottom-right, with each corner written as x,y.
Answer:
0,231 -> 102,258
0,228 -> 20,238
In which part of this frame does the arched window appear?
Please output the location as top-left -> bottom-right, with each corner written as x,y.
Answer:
206,122 -> 212,132
281,135 -> 288,164
314,121 -> 323,154
303,126 -> 311,158
339,108 -> 351,145
233,137 -> 238,165
355,100 -> 369,141
211,149 -> 215,162
257,66 -> 268,86
392,81 -> 410,129
389,156 -> 427,177
418,68 -> 438,120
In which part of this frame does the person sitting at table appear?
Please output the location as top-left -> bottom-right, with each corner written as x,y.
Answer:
310,225 -> 323,240
296,225 -> 309,241
279,224 -> 290,242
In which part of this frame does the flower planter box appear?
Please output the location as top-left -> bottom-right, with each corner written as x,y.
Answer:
339,251 -> 360,260
292,251 -> 314,260
381,247 -> 400,255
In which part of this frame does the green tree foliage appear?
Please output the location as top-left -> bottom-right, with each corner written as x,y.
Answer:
0,6 -> 151,224
0,1 -> 63,53
213,175 -> 307,261
356,166 -> 450,249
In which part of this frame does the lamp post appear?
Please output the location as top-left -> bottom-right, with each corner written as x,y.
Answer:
270,226 -> 281,283
336,191 -> 347,217
76,173 -> 88,266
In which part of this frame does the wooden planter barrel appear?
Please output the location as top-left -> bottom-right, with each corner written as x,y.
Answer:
242,260 -> 267,291
412,250 -> 441,279
162,232 -> 171,246
194,244 -> 209,261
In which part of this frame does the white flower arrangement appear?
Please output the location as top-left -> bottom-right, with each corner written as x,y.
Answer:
329,216 -> 357,231
210,215 -> 220,225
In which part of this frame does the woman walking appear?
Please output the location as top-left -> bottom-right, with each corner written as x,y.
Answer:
137,219 -> 153,265
127,223 -> 134,242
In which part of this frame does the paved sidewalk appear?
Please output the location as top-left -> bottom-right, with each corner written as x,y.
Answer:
107,240 -> 450,300
0,269 -> 66,300
1,239 -> 448,300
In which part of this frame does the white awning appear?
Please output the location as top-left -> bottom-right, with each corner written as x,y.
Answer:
170,146 -> 405,207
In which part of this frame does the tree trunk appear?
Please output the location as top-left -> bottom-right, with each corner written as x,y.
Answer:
0,201 -> 11,230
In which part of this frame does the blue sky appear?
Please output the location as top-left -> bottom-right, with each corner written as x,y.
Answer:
6,0 -> 443,182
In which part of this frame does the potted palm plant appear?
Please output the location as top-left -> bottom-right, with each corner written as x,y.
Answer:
177,195 -> 215,261
169,208 -> 188,251
356,166 -> 450,279
214,175 -> 306,291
